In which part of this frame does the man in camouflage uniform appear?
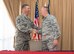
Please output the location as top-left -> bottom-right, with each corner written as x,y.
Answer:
14,4 -> 39,51
37,6 -> 61,51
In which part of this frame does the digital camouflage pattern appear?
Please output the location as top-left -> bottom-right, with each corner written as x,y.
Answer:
38,14 -> 61,51
14,14 -> 38,51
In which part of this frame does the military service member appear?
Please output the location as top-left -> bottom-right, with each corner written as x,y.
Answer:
14,4 -> 39,51
37,6 -> 61,51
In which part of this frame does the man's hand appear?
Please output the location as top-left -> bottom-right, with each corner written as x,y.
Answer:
33,29 -> 37,33
53,39 -> 58,46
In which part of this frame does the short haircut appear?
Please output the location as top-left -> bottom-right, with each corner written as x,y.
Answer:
21,3 -> 29,9
43,6 -> 48,11
44,6 -> 48,9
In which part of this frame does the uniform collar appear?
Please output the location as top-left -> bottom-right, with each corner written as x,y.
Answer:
21,13 -> 31,21
21,13 -> 29,19
43,14 -> 50,20
22,13 -> 27,17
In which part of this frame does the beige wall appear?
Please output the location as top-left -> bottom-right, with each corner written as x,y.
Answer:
21,0 -> 74,50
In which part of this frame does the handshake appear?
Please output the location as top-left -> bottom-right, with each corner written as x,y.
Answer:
32,29 -> 39,34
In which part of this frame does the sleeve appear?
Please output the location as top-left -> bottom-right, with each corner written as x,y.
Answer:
31,21 -> 39,30
30,21 -> 42,34
16,16 -> 32,33
50,16 -> 61,40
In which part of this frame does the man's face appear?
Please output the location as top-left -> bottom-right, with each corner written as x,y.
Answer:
41,7 -> 46,16
23,6 -> 30,15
